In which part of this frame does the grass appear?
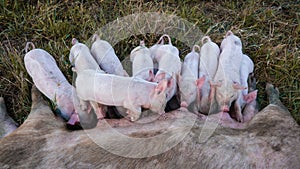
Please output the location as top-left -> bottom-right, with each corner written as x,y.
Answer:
0,0 -> 299,124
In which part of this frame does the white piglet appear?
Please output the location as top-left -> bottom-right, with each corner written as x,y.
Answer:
149,35 -> 166,70
24,42 -> 79,125
198,36 -> 220,114
69,38 -> 101,72
130,40 -> 154,81
90,34 -> 129,77
240,54 -> 254,96
212,31 -> 257,122
69,38 -> 106,119
178,45 -> 205,111
76,69 -> 169,121
236,54 -> 257,118
154,34 -> 181,101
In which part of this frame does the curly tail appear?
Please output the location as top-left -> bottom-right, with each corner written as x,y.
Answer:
225,31 -> 233,37
201,36 -> 211,45
92,34 -> 100,43
157,34 -> 172,45
192,45 -> 201,53
25,42 -> 35,53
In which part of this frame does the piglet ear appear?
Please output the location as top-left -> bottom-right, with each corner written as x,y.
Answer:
232,82 -> 247,90
154,72 -> 166,82
148,70 -> 155,82
244,90 -> 257,104
167,77 -> 174,88
195,76 -> 205,89
155,79 -> 168,94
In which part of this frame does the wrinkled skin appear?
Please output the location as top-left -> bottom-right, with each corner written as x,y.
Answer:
0,84 -> 299,168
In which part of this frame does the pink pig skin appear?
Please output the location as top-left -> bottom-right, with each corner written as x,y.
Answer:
198,36 -> 220,114
75,69 -> 169,121
240,54 -> 254,96
24,42 -> 76,122
231,54 -> 255,122
130,40 -> 154,82
233,53 -> 256,123
69,38 -> 107,120
178,45 -> 200,109
149,34 -> 169,70
212,31 -> 245,120
90,34 -> 129,77
154,34 -> 181,101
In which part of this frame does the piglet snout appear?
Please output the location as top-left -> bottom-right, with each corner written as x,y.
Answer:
180,101 -> 188,108
221,105 -> 230,112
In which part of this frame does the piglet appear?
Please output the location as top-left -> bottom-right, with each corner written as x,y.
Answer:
130,40 -> 154,81
153,34 -> 181,101
69,38 -> 107,120
178,45 -> 204,111
75,69 -> 170,121
24,42 -> 79,125
240,54 -> 254,96
198,36 -> 220,114
90,34 -> 129,77
69,38 -> 101,72
233,54 -> 257,121
149,35 -> 166,70
211,31 -> 250,122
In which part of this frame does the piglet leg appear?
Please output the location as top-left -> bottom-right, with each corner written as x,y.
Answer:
126,106 -> 142,122
234,101 -> 244,123
90,101 -> 106,120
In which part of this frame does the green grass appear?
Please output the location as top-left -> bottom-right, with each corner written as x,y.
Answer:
0,0 -> 299,124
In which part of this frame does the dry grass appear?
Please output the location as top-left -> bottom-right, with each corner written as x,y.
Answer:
0,0 -> 299,124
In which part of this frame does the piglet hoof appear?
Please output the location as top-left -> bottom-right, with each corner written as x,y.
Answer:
130,116 -> 138,122
130,113 -> 140,122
